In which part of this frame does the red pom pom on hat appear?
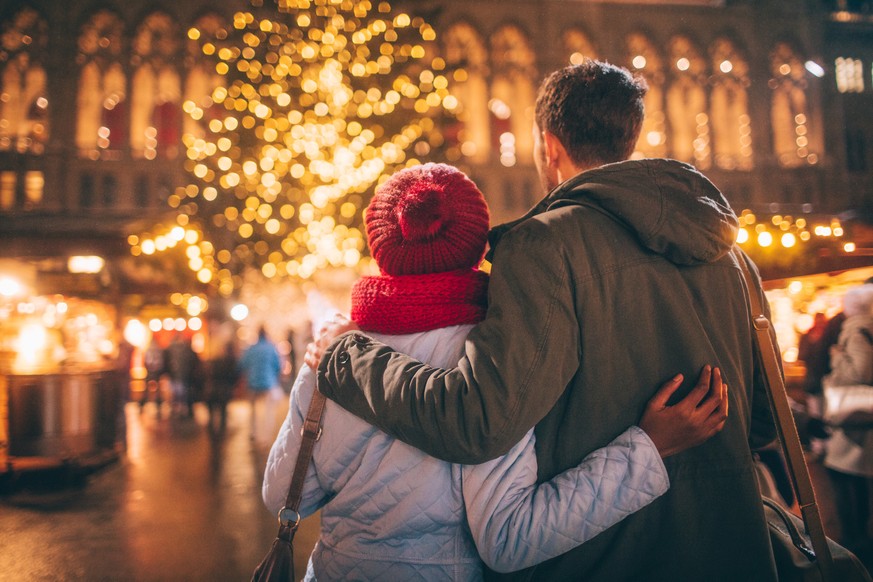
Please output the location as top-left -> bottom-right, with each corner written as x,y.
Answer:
366,163 -> 490,275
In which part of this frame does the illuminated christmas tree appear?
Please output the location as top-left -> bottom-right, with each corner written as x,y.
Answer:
132,0 -> 459,297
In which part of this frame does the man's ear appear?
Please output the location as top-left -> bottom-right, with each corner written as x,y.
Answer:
542,131 -> 566,168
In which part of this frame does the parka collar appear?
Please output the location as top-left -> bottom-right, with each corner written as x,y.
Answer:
487,159 -> 738,266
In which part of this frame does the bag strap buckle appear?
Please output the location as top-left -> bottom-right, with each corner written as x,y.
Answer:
278,507 -> 301,530
753,315 -> 770,331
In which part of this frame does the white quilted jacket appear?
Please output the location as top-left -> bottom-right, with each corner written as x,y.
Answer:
263,325 -> 669,580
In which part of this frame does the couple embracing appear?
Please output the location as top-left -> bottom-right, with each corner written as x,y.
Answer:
263,60 -> 778,581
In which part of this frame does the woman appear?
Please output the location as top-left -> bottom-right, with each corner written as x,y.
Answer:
263,163 -> 726,580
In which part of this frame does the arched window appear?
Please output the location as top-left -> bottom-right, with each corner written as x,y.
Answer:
770,42 -> 820,167
131,13 -> 182,159
183,13 -> 228,143
710,38 -> 752,170
563,28 -> 599,65
442,22 -> 489,164
490,25 -> 536,167
76,10 -> 126,158
666,35 -> 709,168
626,33 -> 666,159
0,7 -> 49,154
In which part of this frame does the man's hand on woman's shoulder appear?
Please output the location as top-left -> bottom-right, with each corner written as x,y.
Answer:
304,314 -> 360,369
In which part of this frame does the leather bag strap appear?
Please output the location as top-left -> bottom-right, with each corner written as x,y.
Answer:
733,247 -> 836,579
277,387 -> 327,539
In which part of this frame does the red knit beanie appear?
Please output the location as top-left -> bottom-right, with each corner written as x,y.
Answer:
366,163 -> 490,275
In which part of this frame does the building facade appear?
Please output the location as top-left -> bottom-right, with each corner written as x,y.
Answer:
0,0 -> 872,281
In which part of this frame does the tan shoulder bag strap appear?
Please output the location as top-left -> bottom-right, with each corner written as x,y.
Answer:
277,389 -> 327,539
733,247 -> 836,579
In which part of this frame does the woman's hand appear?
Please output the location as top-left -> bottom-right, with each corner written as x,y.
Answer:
303,314 -> 360,369
639,366 -> 728,458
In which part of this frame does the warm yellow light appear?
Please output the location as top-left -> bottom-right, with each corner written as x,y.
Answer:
845,242 -> 857,253
68,255 -> 105,274
15,323 -> 47,370
230,303 -> 249,321
0,276 -> 24,297
736,228 -> 749,244
171,226 -> 185,241
124,319 -> 149,348
758,231 -> 773,247
781,233 -> 796,248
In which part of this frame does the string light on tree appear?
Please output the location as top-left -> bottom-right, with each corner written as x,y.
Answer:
134,0 -> 459,296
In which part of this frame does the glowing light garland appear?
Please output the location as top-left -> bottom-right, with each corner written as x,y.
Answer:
132,0 -> 458,296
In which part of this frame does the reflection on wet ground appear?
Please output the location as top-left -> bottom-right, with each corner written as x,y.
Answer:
1,400 -> 319,581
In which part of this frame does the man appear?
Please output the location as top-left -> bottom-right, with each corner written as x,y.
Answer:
312,61 -> 778,580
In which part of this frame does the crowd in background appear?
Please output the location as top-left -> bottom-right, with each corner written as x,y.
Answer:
798,280 -> 873,559
129,328 -> 301,442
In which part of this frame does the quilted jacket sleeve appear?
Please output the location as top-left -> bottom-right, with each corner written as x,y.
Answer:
262,365 -> 331,517
462,426 -> 669,573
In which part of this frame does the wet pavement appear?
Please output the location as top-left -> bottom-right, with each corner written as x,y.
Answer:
2,397 -> 871,581
1,400 -> 320,582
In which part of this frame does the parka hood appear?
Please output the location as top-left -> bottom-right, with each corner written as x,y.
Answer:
488,159 -> 738,265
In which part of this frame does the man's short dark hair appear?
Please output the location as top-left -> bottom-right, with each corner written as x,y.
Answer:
535,60 -> 648,168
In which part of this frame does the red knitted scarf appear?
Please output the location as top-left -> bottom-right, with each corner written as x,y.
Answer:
351,269 -> 489,334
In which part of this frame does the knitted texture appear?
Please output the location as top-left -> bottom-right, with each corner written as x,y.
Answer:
351,270 -> 489,334
366,163 -> 490,276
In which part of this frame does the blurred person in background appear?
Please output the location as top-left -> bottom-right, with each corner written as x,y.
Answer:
142,337 -> 166,415
165,332 -> 197,418
207,341 -> 238,433
822,284 -> 873,556
239,326 -> 282,444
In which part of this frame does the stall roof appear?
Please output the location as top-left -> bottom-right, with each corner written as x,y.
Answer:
763,264 -> 873,290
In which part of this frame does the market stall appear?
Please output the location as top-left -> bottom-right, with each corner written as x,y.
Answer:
763,265 -> 873,393
0,288 -> 125,479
